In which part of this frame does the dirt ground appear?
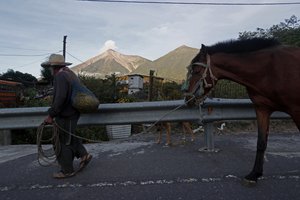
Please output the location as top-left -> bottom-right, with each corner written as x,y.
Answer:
218,120 -> 298,135
133,119 -> 299,137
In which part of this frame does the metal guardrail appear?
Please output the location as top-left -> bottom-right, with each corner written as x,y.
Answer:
200,98 -> 290,122
200,98 -> 290,151
0,100 -> 200,130
0,98 -> 291,149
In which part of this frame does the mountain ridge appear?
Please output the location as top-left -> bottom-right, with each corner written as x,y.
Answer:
71,45 -> 199,81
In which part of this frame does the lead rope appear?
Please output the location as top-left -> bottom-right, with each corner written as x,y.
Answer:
36,96 -> 199,166
142,96 -> 197,133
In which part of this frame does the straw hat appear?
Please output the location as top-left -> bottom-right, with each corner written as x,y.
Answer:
41,54 -> 72,68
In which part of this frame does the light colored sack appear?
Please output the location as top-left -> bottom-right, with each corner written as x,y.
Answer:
71,81 -> 100,113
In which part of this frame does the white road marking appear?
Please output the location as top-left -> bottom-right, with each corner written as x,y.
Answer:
0,141 -> 153,164
1,175 -> 300,192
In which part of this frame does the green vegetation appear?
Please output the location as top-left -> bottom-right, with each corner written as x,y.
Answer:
161,81 -> 184,100
212,80 -> 248,99
40,67 -> 53,83
0,69 -> 37,87
239,15 -> 300,47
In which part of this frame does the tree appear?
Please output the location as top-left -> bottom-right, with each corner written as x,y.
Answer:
0,69 -> 37,87
161,81 -> 183,100
79,74 -> 120,103
40,67 -> 53,83
239,15 -> 300,46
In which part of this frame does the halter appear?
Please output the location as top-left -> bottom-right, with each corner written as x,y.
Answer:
186,54 -> 218,97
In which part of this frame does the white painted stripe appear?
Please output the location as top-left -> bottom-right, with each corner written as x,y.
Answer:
1,175 -> 300,192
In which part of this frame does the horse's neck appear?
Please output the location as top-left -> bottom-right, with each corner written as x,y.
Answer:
212,54 -> 265,88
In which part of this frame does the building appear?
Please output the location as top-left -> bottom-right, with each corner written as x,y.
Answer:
0,80 -> 23,108
116,74 -> 164,95
127,74 -> 144,94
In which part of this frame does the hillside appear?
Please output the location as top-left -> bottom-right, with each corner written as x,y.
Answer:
71,49 -> 153,78
131,45 -> 199,81
71,45 -> 199,81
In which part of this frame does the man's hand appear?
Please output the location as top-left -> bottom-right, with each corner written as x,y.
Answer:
44,115 -> 53,124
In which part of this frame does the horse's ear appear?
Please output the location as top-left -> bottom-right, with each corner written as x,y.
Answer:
201,44 -> 207,54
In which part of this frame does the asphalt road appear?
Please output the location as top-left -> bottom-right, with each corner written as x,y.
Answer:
1,132 -> 300,200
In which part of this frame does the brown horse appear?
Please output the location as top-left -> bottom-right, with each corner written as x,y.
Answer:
182,38 -> 300,184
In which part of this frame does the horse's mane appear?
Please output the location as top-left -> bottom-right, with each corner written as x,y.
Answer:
206,38 -> 281,55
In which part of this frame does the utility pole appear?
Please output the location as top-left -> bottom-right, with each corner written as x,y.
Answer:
148,70 -> 155,101
63,35 -> 67,60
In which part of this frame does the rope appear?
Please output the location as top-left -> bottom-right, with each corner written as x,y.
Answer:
36,97 -> 197,166
36,122 -> 60,167
142,96 -> 196,133
36,120 -> 104,167
53,121 -> 104,143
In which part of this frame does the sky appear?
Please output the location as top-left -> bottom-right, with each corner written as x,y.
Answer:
0,0 -> 299,78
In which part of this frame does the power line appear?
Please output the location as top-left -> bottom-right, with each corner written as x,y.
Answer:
0,51 -> 62,72
13,57 -> 50,69
0,53 -> 54,57
79,0 -> 300,6
66,52 -> 85,63
0,45 -> 53,52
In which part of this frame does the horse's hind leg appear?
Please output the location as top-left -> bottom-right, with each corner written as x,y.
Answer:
165,123 -> 172,146
156,124 -> 162,144
181,122 -> 187,141
244,108 -> 271,184
182,122 -> 195,142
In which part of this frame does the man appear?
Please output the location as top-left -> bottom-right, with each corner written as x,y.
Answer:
42,54 -> 92,179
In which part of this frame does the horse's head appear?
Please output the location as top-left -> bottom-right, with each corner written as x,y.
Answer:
182,44 -> 218,105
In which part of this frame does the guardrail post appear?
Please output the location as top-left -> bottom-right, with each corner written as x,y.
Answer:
0,130 -> 11,145
205,123 -> 214,150
199,123 -> 219,152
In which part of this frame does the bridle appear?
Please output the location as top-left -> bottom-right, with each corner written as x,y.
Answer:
185,54 -> 218,98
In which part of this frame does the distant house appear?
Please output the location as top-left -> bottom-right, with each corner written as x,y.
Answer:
0,80 -> 23,108
128,74 -> 144,94
116,74 -> 164,95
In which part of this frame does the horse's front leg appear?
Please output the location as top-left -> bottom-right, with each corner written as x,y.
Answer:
244,107 -> 271,184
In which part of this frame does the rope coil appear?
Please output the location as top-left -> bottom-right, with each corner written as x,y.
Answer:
36,121 -> 104,167
36,122 -> 60,167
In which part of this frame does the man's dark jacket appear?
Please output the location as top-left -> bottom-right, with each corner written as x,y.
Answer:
48,67 -> 80,118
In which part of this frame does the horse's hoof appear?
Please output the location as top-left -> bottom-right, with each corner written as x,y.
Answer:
242,178 -> 257,187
